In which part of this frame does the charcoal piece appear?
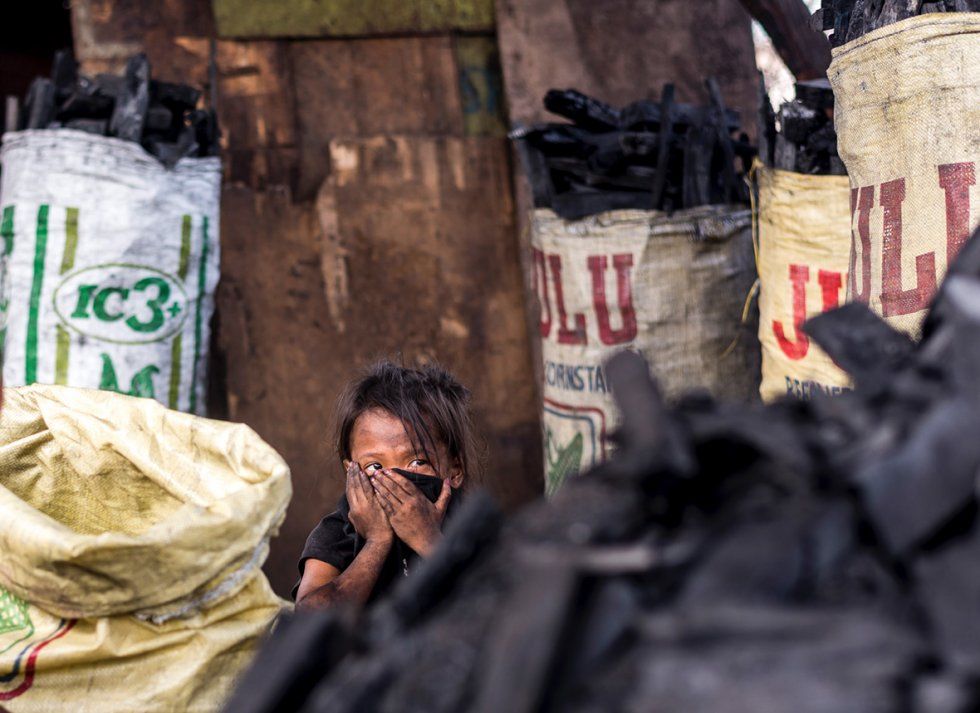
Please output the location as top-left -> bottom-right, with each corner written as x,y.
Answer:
543,89 -> 620,132
682,121 -> 714,209
916,528 -> 980,672
471,562 -> 581,713
219,611 -> 354,713
366,492 -> 502,644
795,78 -> 835,114
145,105 -> 173,132
23,78 -> 56,129
620,100 -> 739,133
757,74 -> 776,168
804,303 -> 915,387
651,84 -> 676,208
190,108 -> 220,156
854,398 -> 980,556
773,133 -> 798,171
150,79 -> 201,112
109,53 -> 150,142
779,101 -> 821,145
64,118 -> 108,135
94,73 -> 125,100
50,50 -> 78,98
56,82 -> 114,122
705,78 -> 741,204
145,125 -> 199,169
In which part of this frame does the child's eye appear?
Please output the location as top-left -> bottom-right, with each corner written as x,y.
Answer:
409,458 -> 429,468
363,463 -> 382,475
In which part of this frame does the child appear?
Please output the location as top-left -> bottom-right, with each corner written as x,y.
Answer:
293,361 -> 478,610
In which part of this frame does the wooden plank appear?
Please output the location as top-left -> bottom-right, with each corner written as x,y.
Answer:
212,0 -> 495,39
494,0 -> 759,129
289,37 -> 464,199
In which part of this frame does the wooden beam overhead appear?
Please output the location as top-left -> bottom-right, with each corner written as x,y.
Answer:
212,0 -> 495,39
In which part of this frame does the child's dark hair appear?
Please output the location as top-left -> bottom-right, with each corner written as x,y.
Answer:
336,361 -> 479,483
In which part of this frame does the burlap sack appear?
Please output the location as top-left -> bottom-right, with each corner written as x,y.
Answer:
0,385 -> 292,712
0,129 -> 221,413
756,165 -> 853,401
829,14 -> 980,335
531,206 -> 759,494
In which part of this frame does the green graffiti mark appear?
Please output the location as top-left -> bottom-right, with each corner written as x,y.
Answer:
99,353 -> 160,399
545,429 -> 583,496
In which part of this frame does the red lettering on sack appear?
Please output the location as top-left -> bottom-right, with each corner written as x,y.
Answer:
547,254 -> 587,345
879,178 -> 935,317
773,264 -> 810,360
588,254 -> 637,345
531,248 -> 552,338
818,269 -> 843,311
939,162 -> 976,265
849,186 -> 874,304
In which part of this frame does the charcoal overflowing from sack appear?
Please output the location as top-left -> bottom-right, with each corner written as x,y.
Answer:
759,77 -> 846,176
227,226 -> 980,712
511,80 -> 756,220
819,0 -> 980,47
13,50 -> 219,168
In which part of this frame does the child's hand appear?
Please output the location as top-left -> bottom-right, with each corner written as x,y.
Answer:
346,461 -> 393,543
372,469 -> 452,557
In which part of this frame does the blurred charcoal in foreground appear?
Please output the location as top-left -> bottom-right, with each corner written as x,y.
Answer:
227,226 -> 980,712
511,80 -> 756,220
12,50 -> 219,168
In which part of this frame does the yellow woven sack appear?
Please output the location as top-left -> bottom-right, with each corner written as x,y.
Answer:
0,385 -> 292,712
830,13 -> 980,336
756,166 -> 853,401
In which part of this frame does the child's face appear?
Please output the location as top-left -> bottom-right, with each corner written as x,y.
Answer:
345,408 -> 463,488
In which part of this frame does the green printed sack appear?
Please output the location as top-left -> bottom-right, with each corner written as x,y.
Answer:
0,129 -> 220,414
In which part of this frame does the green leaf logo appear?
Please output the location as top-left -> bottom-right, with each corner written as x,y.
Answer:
546,431 -> 583,496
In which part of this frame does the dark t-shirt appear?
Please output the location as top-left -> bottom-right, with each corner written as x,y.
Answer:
292,470 -> 458,603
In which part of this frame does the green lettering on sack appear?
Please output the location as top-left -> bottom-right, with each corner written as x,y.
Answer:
70,284 -> 97,319
99,353 -> 159,398
125,276 -> 171,333
92,286 -> 129,322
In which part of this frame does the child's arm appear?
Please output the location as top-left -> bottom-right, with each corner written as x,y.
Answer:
295,537 -> 392,610
295,465 -> 393,611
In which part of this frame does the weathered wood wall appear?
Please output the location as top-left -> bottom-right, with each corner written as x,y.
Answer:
70,0 -> 540,596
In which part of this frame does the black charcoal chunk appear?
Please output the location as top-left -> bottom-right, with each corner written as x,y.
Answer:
109,53 -> 150,142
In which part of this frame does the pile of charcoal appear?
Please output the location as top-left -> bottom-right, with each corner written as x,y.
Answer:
511,81 -> 756,220
228,225 -> 980,713
11,50 -> 218,168
759,78 -> 845,175
819,0 -> 980,46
